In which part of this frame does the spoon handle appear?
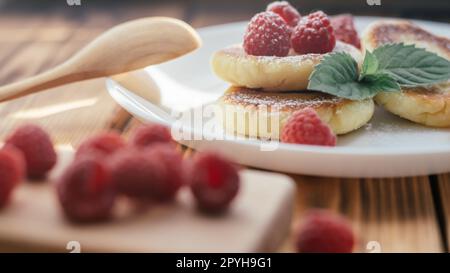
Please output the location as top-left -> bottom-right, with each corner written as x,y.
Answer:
0,64 -> 80,102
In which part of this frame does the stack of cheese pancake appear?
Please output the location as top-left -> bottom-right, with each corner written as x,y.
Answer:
211,34 -> 373,140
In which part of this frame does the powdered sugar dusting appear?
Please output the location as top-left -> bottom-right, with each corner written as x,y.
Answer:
222,41 -> 361,65
223,88 -> 345,111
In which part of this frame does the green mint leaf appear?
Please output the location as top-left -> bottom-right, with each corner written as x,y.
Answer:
362,73 -> 401,93
373,43 -> 450,86
308,53 -> 398,100
360,50 -> 379,80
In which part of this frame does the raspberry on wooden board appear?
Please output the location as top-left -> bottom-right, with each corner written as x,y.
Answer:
5,124 -> 57,179
56,156 -> 116,223
75,132 -> 126,159
130,123 -> 174,148
189,152 -> 240,213
143,143 -> 185,202
109,147 -> 169,201
0,146 -> 25,208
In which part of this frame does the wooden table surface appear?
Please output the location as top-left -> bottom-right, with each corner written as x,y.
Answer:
0,0 -> 449,253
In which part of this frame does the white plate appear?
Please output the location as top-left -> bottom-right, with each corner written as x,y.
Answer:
107,16 -> 450,178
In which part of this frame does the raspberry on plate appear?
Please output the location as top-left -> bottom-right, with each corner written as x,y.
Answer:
130,123 -> 173,148
6,124 -> 57,179
144,144 -> 185,202
281,108 -> 336,146
56,156 -> 115,223
0,146 -> 25,208
291,11 -> 336,54
189,152 -> 240,213
243,11 -> 291,57
331,14 -> 361,49
266,1 -> 301,27
75,132 -> 126,159
109,147 -> 168,201
295,209 -> 355,253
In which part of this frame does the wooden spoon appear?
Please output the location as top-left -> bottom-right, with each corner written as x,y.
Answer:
0,17 -> 201,102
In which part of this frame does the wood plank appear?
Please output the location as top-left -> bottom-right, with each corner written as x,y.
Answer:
437,174 -> 450,252
278,175 -> 443,252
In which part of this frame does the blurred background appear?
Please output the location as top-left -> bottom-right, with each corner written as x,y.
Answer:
1,0 -> 449,27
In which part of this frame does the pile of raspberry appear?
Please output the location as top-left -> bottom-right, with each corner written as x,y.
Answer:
57,124 -> 241,222
244,1 -> 361,56
0,123 -> 241,223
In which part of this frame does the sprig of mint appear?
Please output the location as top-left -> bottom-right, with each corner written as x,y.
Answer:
308,43 -> 450,100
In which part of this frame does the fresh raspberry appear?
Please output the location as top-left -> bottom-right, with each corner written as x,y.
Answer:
109,147 -> 167,201
295,209 -> 355,253
6,124 -> 57,179
266,1 -> 301,27
75,132 -> 126,159
130,124 -> 173,148
144,144 -> 184,201
291,11 -> 336,54
0,146 -> 25,208
243,11 -> 291,57
189,152 -> 240,213
56,156 -> 115,223
331,14 -> 361,49
281,108 -> 336,146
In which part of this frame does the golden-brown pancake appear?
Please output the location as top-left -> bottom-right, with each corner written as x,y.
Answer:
362,20 -> 450,127
362,20 -> 450,59
217,86 -> 374,139
211,41 -> 362,92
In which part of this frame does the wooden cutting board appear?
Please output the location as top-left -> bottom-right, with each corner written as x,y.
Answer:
0,148 -> 295,252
